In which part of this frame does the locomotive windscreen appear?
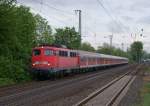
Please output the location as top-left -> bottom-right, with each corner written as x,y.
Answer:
33,49 -> 41,56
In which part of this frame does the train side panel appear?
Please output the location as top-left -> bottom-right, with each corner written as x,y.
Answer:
57,57 -> 79,69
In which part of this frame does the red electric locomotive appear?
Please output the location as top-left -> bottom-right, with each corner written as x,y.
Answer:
31,44 -> 128,78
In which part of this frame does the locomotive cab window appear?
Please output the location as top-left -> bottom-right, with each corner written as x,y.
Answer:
33,49 -> 41,56
44,49 -> 53,56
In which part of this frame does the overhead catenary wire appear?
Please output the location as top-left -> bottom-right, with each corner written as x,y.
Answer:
37,0 -> 98,37
35,0 -> 74,16
101,0 -> 132,50
100,0 -> 142,41
18,0 -> 76,27
19,0 -> 75,26
96,0 -> 135,49
17,1 -> 74,29
102,0 -> 132,34
36,0 -> 77,28
96,0 -> 127,33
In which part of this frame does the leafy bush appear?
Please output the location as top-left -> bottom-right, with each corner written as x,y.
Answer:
0,0 -> 35,85
0,56 -> 31,83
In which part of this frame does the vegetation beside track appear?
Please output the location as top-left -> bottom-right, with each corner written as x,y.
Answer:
0,78 -> 15,87
139,65 -> 150,106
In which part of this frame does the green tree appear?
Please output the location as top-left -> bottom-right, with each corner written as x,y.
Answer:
130,41 -> 143,62
142,51 -> 150,60
97,43 -> 114,55
0,0 -> 36,83
80,42 -> 95,52
34,14 -> 53,44
97,43 -> 128,58
54,27 -> 81,49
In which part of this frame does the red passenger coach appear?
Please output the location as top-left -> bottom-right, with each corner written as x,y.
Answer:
31,45 -> 128,78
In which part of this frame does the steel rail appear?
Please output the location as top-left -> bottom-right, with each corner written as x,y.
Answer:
74,65 -> 140,106
106,66 -> 140,106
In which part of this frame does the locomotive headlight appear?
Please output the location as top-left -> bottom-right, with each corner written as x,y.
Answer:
32,64 -> 35,66
48,63 -> 50,66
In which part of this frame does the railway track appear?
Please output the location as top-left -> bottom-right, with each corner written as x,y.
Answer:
74,65 -> 141,106
0,65 -> 133,98
0,64 -> 136,106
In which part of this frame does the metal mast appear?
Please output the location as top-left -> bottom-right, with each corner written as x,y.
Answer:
75,10 -> 82,42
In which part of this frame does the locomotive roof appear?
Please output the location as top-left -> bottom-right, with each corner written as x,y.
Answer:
77,50 -> 128,60
33,46 -> 70,51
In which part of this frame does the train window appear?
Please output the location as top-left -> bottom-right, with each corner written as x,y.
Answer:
64,51 -> 68,57
93,58 -> 95,61
44,49 -> 53,56
70,52 -> 73,57
80,57 -> 84,61
74,52 -> 77,57
70,52 -> 72,57
70,52 -> 77,57
88,57 -> 91,62
33,49 -> 41,56
59,51 -> 68,57
53,50 -> 58,56
59,51 -> 62,56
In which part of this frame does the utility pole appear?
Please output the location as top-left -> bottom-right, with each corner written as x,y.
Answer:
104,34 -> 113,55
109,35 -> 113,47
75,10 -> 82,43
104,34 -> 113,47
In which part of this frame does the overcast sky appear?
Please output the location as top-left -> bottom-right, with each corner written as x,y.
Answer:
17,0 -> 150,52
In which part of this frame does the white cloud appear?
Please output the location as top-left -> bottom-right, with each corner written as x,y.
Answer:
137,15 -> 150,24
17,0 -> 150,52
